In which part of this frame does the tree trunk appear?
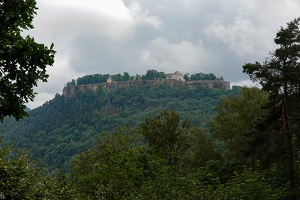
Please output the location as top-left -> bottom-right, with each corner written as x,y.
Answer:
282,78 -> 295,191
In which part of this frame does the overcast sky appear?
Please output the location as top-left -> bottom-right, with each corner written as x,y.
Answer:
25,0 -> 300,108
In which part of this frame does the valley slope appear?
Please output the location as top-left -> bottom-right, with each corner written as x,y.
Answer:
0,84 -> 239,171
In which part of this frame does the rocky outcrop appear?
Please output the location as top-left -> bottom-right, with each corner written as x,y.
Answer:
63,79 -> 230,98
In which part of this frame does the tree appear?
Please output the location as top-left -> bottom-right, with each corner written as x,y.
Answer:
243,18 -> 300,192
182,126 -> 222,169
0,0 -> 55,121
139,110 -> 189,165
210,170 -> 286,200
123,72 -> 131,81
183,73 -> 190,81
0,140 -> 79,199
190,72 -> 217,80
0,141 -> 40,199
211,87 -> 269,168
71,126 -> 161,199
143,69 -> 166,80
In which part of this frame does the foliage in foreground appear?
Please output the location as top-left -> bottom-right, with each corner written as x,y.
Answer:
0,141 -> 78,199
68,110 -> 288,199
0,0 -> 55,121
0,106 -> 290,199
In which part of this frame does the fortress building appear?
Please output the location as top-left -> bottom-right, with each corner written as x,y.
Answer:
165,71 -> 185,81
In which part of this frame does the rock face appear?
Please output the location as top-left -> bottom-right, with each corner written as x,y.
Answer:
63,79 -> 230,97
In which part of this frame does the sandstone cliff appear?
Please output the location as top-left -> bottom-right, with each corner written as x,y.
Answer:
63,79 -> 230,98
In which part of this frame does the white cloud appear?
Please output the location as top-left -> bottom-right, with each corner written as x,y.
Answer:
26,0 -> 165,108
244,0 -> 300,24
24,0 -> 300,108
33,0 -> 163,41
204,16 -> 270,56
27,92 -> 55,109
26,55 -> 84,109
34,0 -> 130,40
47,0 -> 131,21
231,79 -> 260,88
139,38 -> 211,73
203,0 -> 300,57
128,2 -> 164,30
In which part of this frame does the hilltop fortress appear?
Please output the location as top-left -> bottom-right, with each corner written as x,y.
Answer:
63,71 -> 230,98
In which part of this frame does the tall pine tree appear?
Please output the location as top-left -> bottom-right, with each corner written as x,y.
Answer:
243,18 -> 300,192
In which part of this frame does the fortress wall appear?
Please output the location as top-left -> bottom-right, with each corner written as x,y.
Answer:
63,79 -> 230,97
183,80 -> 230,90
63,83 -> 102,97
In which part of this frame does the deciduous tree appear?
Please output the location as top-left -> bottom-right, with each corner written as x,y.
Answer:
140,110 -> 189,165
0,0 -> 55,121
211,87 -> 269,168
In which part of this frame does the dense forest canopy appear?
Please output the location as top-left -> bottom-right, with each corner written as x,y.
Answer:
0,84 -> 239,171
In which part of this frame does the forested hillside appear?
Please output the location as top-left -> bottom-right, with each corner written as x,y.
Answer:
0,84 -> 239,171
2,1 -> 300,198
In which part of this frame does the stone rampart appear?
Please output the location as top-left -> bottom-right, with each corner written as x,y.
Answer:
63,79 -> 230,97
